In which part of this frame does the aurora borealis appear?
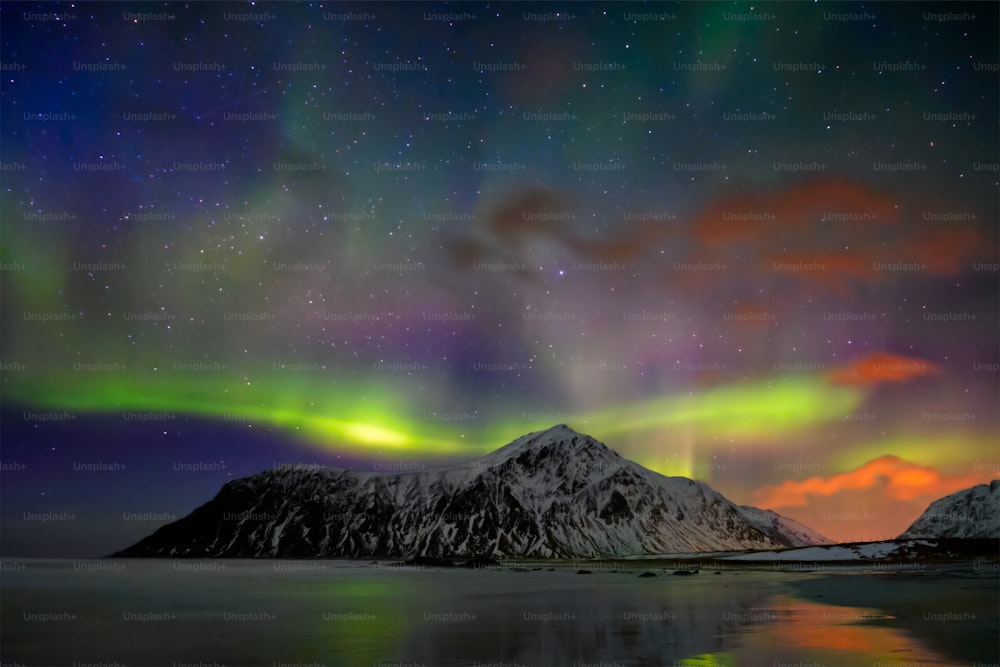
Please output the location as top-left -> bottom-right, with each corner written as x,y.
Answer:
1,1 -> 997,556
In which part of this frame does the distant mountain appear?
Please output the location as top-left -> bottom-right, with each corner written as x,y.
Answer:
736,506 -> 834,547
898,480 -> 1000,539
114,424 -> 831,558
720,537 -> 999,563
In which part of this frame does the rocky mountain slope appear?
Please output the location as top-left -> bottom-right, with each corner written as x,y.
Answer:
898,480 -> 1000,539
114,424 -> 832,558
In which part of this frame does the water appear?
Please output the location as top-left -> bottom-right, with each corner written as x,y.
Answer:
1,559 -> 997,666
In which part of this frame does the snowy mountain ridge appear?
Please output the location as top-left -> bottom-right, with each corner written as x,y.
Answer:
115,424 -> 832,558
736,505 -> 833,547
898,480 -> 1000,539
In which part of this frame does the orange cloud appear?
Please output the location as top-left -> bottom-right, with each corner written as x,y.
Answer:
826,353 -> 937,386
749,456 -> 996,541
447,179 -> 990,294
753,455 -> 985,509
693,177 -> 898,244
899,224 -> 991,274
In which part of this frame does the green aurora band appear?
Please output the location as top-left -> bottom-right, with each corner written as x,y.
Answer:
5,369 -> 864,477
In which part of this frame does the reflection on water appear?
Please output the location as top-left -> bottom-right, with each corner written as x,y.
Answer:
736,594 -> 937,667
782,570 -> 1000,666
0,560 -> 996,667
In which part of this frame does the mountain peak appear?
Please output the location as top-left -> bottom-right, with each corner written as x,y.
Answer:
532,423 -> 580,439
537,423 -> 585,440
477,424 -> 622,470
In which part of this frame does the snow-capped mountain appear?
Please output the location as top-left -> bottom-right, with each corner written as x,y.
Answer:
114,425 -> 831,558
898,480 -> 1000,539
736,506 -> 834,547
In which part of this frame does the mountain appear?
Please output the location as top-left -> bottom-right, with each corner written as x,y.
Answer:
897,480 -> 1000,539
736,506 -> 834,547
114,424 -> 831,558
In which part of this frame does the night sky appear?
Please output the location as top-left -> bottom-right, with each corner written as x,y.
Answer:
1,1 -> 997,557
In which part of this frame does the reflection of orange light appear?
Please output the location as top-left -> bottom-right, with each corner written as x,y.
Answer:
769,595 -> 936,660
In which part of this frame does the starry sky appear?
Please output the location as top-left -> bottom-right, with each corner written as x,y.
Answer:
1,1 -> 997,557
